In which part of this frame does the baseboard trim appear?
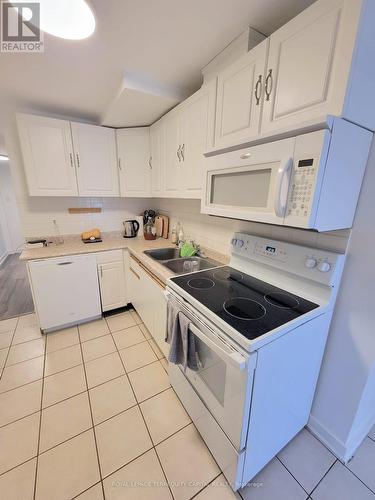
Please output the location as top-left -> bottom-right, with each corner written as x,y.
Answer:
0,251 -> 9,266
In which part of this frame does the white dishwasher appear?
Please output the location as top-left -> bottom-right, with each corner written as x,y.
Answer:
28,254 -> 101,331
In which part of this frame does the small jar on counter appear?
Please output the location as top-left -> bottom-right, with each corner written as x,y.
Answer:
144,217 -> 157,240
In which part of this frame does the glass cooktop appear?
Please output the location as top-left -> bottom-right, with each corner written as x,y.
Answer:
170,266 -> 319,340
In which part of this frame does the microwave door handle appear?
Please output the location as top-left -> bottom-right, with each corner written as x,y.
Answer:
189,323 -> 247,371
274,157 -> 293,218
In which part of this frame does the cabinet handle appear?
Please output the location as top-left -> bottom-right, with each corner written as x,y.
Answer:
69,153 -> 74,168
180,144 -> 185,161
149,156 -> 152,169
265,69 -> 273,101
100,266 -> 103,278
118,158 -> 122,170
76,154 -> 81,168
176,145 -> 181,162
254,74 -> 262,105
57,262 -> 73,266
130,267 -> 140,280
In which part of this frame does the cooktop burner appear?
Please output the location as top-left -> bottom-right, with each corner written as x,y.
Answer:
170,266 -> 319,341
187,278 -> 215,290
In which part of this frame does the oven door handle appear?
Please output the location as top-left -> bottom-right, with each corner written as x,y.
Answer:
189,323 -> 247,371
274,157 -> 293,218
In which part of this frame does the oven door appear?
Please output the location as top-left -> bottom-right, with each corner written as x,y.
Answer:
202,137 -> 296,225
167,292 -> 256,451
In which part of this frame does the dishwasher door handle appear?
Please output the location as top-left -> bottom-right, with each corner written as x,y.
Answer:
57,262 -> 73,266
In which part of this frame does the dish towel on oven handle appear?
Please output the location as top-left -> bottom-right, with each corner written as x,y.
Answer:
166,299 -> 200,372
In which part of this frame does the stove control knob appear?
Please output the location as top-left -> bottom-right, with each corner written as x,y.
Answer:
231,238 -> 237,246
236,239 -> 244,248
318,261 -> 331,273
304,258 -> 317,269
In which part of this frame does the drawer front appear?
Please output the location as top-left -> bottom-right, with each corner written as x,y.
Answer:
96,249 -> 123,264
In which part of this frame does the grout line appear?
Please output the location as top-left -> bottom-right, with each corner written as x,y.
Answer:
71,480 -> 103,499
0,375 -> 44,396
276,456 -> 309,495
343,460 -> 375,496
188,471 -> 224,499
0,455 -> 38,479
368,434 -> 375,443
309,459 -> 337,497
0,317 -> 20,382
77,330 -> 106,500
32,323 -> 47,500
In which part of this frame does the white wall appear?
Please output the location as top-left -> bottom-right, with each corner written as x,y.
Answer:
309,138 -> 375,462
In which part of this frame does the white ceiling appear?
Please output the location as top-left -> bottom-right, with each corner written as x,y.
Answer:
0,0 -> 314,128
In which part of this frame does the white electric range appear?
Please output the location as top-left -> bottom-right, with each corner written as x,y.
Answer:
166,232 -> 345,490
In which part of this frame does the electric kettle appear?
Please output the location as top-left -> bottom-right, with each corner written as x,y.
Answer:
123,220 -> 140,238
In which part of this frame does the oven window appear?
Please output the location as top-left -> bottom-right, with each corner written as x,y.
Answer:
210,168 -> 271,207
193,334 -> 227,406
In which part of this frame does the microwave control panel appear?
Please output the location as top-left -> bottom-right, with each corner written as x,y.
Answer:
287,158 -> 317,218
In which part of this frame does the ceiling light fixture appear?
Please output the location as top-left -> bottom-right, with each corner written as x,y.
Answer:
18,0 -> 96,40
0,155 -> 9,161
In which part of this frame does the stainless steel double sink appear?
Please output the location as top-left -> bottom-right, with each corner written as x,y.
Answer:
144,247 -> 221,274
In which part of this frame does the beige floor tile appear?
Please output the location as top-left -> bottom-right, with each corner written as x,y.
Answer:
82,334 -> 116,362
140,388 -> 190,445
17,313 -> 38,328
0,317 -> 18,333
103,449 -> 172,500
119,341 -> 157,372
85,352 -> 125,389
96,406 -> 152,477
42,364 -> 86,408
45,326 -> 79,353
79,319 -> 110,342
156,424 -> 220,500
148,338 -> 164,360
44,344 -> 82,376
89,375 -> 136,425
12,324 -> 43,345
128,361 -> 170,402
40,392 -> 92,452
0,347 -> 8,370
194,475 -> 239,499
106,311 -> 136,333
139,323 -> 152,340
6,338 -> 45,366
130,310 -> 143,325
112,325 -> 145,350
75,483 -> 104,499
0,413 -> 40,475
0,356 -> 44,393
0,379 -> 42,427
36,430 -> 100,500
346,437 -> 375,493
0,458 -> 37,500
0,331 -> 13,349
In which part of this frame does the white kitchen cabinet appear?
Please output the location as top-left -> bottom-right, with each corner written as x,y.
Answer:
98,261 -> 127,312
16,113 -> 78,196
150,120 -> 164,196
214,39 -> 268,148
28,254 -> 101,331
163,82 -> 216,198
261,0 -> 365,134
116,128 -> 151,197
127,255 -> 168,356
71,122 -> 119,197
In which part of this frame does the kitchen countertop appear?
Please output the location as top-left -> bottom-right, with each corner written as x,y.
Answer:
20,232 -> 228,285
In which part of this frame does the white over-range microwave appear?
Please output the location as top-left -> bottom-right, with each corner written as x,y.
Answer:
202,118 -> 372,231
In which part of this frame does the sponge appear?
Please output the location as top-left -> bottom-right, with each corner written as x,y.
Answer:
180,242 -> 197,258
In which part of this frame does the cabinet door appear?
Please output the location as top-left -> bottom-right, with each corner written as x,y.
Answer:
98,261 -> 127,312
163,111 -> 182,197
116,128 -> 151,197
16,113 -> 78,196
150,279 -> 169,357
128,258 -> 154,331
150,121 -> 164,197
261,0 -> 362,134
215,39 -> 268,148
181,81 -> 216,197
71,122 -> 119,197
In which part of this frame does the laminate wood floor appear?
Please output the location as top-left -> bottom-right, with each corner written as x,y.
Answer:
0,253 -> 34,320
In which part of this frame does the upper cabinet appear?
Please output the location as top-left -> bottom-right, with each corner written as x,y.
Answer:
16,114 -> 78,196
162,81 -> 216,198
261,0 -> 364,134
214,40 -> 268,148
116,128 -> 151,197
71,123 -> 119,197
150,120 -> 164,196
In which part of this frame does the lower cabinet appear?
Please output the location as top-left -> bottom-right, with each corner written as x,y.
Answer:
128,254 -> 169,357
96,250 -> 128,312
